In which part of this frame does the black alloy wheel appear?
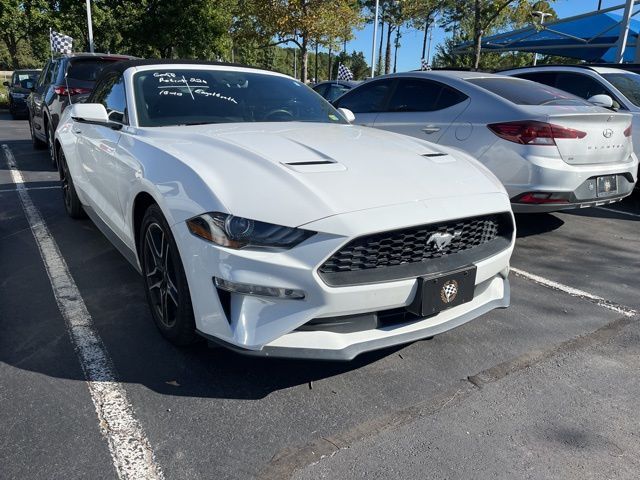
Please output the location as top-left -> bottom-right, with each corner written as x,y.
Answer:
140,205 -> 197,345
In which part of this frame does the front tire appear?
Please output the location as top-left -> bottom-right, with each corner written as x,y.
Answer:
140,205 -> 197,346
59,150 -> 85,219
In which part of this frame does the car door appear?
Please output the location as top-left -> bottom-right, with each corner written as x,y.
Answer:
373,77 -> 470,143
30,60 -> 54,138
76,73 -> 128,237
333,79 -> 394,126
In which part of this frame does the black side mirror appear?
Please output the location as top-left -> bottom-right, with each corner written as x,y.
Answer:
2,81 -> 9,87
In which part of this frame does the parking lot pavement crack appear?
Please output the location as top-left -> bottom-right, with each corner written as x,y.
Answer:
261,314 -> 637,480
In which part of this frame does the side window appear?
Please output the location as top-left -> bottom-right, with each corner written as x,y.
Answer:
37,61 -> 51,87
387,78 -> 441,112
313,84 -> 328,97
514,71 -> 558,88
325,84 -> 351,102
555,73 -> 609,99
94,75 -> 127,124
436,86 -> 468,110
335,80 -> 392,113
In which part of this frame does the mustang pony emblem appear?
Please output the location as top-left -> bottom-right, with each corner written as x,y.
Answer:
427,231 -> 462,251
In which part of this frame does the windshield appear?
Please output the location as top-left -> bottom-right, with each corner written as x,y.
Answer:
13,71 -> 39,84
467,77 -> 590,106
133,69 -> 346,127
602,72 -> 640,107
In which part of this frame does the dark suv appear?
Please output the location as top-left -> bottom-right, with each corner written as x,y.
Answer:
27,53 -> 136,166
3,69 -> 40,118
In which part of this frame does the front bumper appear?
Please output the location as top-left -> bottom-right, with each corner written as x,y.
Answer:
173,194 -> 514,360
9,97 -> 28,115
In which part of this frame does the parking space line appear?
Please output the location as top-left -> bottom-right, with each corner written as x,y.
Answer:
511,267 -> 637,318
2,144 -> 164,480
0,185 -> 61,194
597,206 -> 640,219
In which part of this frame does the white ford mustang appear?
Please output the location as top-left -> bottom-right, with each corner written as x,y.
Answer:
55,60 -> 515,360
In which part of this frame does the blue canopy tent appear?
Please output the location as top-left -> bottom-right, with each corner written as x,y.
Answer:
455,0 -> 640,63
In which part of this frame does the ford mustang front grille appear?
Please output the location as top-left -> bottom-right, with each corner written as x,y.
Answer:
318,213 -> 513,286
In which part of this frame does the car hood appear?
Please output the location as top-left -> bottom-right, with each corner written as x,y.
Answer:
137,122 -> 507,227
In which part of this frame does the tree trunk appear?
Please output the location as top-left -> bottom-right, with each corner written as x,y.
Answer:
328,45 -> 332,79
3,35 -> 20,69
393,27 -> 400,73
385,25 -> 393,75
301,37 -> 308,83
377,16 -> 385,75
314,42 -> 318,83
473,0 -> 483,70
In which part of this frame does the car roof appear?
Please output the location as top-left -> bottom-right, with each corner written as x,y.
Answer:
57,52 -> 138,61
314,80 -> 360,87
498,64 -> 627,75
373,70 -> 504,81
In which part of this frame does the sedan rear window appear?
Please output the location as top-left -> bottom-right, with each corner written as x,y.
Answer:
467,77 -> 589,106
67,59 -> 120,81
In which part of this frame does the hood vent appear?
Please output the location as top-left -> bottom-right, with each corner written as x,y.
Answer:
285,160 -> 336,166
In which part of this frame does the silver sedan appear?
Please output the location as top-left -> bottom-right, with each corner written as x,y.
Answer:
334,71 -> 638,212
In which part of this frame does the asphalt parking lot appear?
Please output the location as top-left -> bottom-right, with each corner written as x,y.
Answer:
1,112 -> 639,479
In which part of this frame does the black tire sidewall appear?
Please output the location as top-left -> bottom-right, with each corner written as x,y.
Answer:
59,152 -> 84,218
140,204 -> 197,345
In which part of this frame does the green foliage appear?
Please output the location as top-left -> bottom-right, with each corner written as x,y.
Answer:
0,0 -> 582,79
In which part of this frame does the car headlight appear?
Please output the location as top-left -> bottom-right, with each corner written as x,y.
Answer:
186,212 -> 315,249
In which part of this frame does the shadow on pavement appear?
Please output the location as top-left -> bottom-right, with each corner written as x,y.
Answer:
514,213 -> 565,238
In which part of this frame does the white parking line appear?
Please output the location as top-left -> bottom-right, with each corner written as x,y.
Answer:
511,267 -> 637,318
0,185 -> 61,194
597,206 -> 640,219
2,144 -> 164,480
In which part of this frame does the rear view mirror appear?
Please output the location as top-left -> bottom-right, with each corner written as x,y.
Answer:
587,94 -> 614,109
70,103 -> 109,124
338,107 -> 355,123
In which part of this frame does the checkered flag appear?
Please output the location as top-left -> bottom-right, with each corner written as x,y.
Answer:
420,58 -> 431,71
337,63 -> 354,81
50,30 -> 73,55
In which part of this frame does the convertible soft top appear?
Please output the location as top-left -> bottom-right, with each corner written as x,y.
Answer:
96,58 -> 263,80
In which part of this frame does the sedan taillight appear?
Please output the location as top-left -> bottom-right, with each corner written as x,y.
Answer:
54,86 -> 92,96
624,124 -> 632,137
488,121 -> 586,146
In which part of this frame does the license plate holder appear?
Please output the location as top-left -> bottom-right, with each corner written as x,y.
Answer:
407,265 -> 477,317
596,175 -> 618,197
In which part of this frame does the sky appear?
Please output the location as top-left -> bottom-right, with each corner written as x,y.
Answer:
341,0 -> 629,73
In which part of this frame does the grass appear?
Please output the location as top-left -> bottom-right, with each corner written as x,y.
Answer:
0,90 -> 8,109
